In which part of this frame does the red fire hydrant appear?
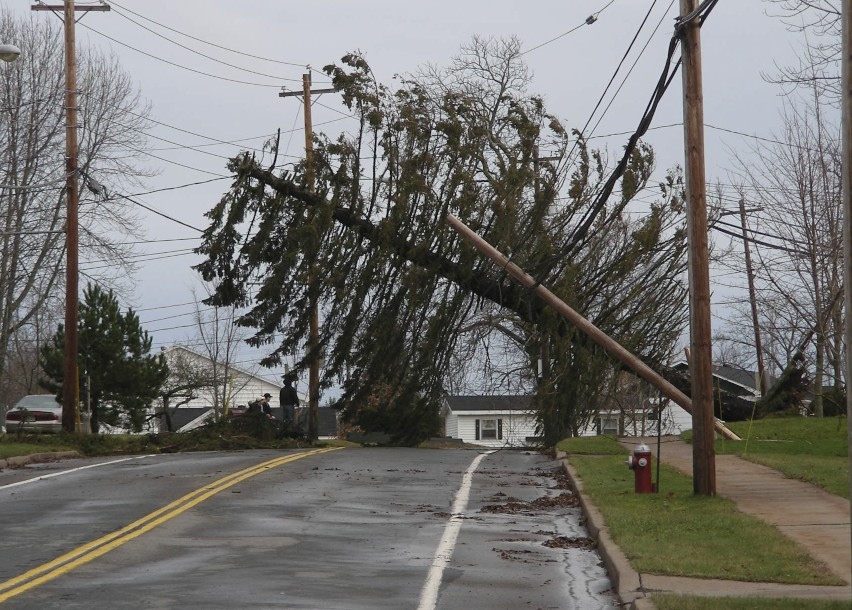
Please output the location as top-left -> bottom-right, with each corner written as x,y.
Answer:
626,444 -> 655,493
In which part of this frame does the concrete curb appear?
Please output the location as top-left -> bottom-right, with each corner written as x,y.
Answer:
557,451 -> 654,610
0,451 -> 80,470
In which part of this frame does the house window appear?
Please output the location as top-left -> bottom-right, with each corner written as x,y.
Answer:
599,416 -> 619,436
481,419 -> 498,439
475,418 -> 503,441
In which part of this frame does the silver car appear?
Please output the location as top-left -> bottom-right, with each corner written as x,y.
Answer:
4,395 -> 63,433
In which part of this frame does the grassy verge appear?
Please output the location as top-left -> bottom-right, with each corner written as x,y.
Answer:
566,448 -> 841,585
705,417 -> 849,498
0,439 -> 77,459
653,594 -> 851,610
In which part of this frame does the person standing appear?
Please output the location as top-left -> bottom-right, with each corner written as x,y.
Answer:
279,377 -> 299,425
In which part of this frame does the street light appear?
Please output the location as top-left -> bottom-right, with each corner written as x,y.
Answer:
0,44 -> 21,62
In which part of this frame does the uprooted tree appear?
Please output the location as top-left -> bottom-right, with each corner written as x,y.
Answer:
195,38 -> 690,446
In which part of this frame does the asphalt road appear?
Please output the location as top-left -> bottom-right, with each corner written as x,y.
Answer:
0,447 -> 616,609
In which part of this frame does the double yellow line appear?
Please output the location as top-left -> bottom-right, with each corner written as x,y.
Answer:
0,447 -> 342,602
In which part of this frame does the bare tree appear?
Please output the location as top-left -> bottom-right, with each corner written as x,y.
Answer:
728,77 -> 842,415
764,1 -> 842,100
155,346 -> 217,433
190,284 -> 253,421
0,9 -> 152,404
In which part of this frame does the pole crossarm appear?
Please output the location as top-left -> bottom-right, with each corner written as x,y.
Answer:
31,4 -> 110,10
279,88 -> 336,98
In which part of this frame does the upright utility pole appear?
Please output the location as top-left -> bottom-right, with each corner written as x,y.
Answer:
32,1 -> 110,433
280,73 -> 335,440
738,197 -> 768,396
680,0 -> 715,496
839,0 -> 852,568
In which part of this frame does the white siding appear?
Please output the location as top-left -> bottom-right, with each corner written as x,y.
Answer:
444,412 -> 459,438
577,403 -> 695,437
452,410 -> 538,447
161,346 -> 306,426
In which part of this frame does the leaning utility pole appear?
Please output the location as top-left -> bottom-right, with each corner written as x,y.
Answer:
680,0 -> 715,496
280,73 -> 335,440
840,0 -> 852,566
738,197 -> 768,396
32,1 -> 110,434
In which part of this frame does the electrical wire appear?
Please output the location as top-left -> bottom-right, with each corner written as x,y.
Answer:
123,177 -> 233,199
121,143 -> 232,178
585,0 -> 675,140
521,0 -> 616,55
109,4 -> 307,83
109,191 -> 205,233
77,21 -> 294,88
568,0 -> 662,159
108,0 -> 319,70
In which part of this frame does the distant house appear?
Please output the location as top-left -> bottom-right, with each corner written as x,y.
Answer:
441,395 -> 539,447
593,362 -> 765,437
157,346 -> 341,435
590,397 -> 692,438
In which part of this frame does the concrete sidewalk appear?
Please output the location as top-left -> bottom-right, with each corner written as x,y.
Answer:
561,436 -> 852,609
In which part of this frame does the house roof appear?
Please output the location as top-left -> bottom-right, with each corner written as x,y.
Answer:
444,395 -> 534,412
162,345 -> 282,389
672,361 -> 764,395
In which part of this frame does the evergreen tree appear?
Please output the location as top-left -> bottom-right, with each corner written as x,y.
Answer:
196,40 -> 689,445
40,283 -> 169,432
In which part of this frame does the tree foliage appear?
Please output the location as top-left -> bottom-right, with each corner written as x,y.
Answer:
195,38 -> 689,445
40,283 -> 169,432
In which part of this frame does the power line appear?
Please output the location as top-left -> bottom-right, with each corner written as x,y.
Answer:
123,177 -> 233,199
107,0 -> 317,70
121,143 -> 232,177
586,0 -> 676,140
110,191 -> 205,233
567,0 -> 663,165
77,21 -> 294,88
109,4 -> 307,83
521,0 -> 616,55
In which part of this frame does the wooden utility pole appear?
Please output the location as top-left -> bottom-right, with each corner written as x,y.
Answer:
738,198 -> 768,396
32,1 -> 110,433
680,0 -> 715,496
840,0 -> 852,566
280,74 -> 335,440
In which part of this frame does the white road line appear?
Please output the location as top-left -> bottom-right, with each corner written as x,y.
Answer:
0,455 -> 155,491
417,450 -> 496,610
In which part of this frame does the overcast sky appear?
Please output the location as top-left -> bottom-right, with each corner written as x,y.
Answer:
6,1 -> 807,389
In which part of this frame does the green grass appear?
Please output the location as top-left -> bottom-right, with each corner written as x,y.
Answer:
719,416 -> 848,457
568,450 -> 842,585
704,417 -> 850,498
653,594 -> 851,610
0,438 -> 77,459
556,434 -> 625,455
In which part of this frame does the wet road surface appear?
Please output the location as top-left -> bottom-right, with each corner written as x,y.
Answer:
0,447 -> 616,609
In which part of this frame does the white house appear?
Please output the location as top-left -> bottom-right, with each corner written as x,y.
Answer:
159,345 -> 306,432
589,400 -> 693,438
442,395 -> 539,447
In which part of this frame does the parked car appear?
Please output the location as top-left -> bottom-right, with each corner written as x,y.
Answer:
4,395 -> 63,433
